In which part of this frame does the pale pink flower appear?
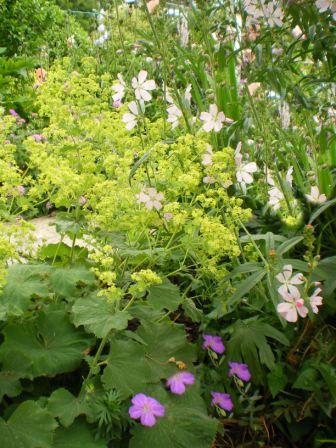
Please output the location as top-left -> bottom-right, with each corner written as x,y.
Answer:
291,25 -> 305,39
202,145 -> 213,166
247,82 -> 261,96
236,162 -> 257,185
122,101 -> 140,130
17,185 -> 26,196
185,84 -> 192,103
167,104 -> 182,129
309,287 -> 323,314
234,143 -> 257,188
132,70 -> 156,102
136,187 -> 164,211
203,175 -> 215,185
305,186 -> 327,204
276,264 -> 304,298
277,289 -> 308,322
268,186 -> 284,211
286,166 -> 293,185
112,73 -> 126,102
200,104 -> 233,133
316,0 -> 336,19
279,102 -> 290,129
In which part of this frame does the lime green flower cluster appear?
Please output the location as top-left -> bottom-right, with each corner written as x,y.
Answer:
0,113 -> 29,216
0,221 -> 36,290
130,269 -> 162,297
10,57 -> 251,281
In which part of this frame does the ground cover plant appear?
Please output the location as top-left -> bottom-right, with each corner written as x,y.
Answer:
0,0 -> 335,447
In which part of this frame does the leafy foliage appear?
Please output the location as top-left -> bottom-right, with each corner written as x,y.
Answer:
0,306 -> 92,379
0,401 -> 57,448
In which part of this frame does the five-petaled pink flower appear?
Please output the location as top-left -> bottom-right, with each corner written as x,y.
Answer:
200,104 -> 233,133
309,287 -> 323,314
202,334 -> 225,354
132,70 -> 156,102
129,394 -> 165,427
211,391 -> 234,411
276,264 -> 304,298
166,371 -> 195,395
136,187 -> 164,211
228,362 -> 251,382
276,288 -> 309,322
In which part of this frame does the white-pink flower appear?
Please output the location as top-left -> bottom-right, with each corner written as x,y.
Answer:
268,186 -> 284,211
136,187 -> 164,211
167,104 -> 182,129
185,84 -> 192,103
276,264 -> 304,298
112,73 -> 126,102
316,0 -> 336,18
132,70 -> 156,102
277,289 -> 308,322
305,186 -> 327,204
236,147 -> 257,193
202,145 -> 213,166
236,161 -> 258,185
200,104 -> 233,133
309,287 -> 323,314
122,101 -> 140,130
285,166 -> 293,185
203,175 -> 216,185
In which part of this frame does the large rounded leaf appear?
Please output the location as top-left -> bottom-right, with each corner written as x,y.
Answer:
0,400 -> 57,448
0,307 -> 93,379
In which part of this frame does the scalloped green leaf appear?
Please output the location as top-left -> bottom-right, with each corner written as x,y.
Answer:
102,321 -> 196,398
0,400 -> 57,448
0,307 -> 93,379
147,278 -> 182,312
53,419 -> 107,448
72,295 -> 130,338
48,389 -> 90,428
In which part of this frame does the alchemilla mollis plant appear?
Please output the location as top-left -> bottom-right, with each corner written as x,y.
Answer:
0,0 -> 335,447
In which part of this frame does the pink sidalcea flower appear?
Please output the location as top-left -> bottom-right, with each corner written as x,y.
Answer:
309,287 -> 323,314
17,185 -> 26,196
277,288 -> 309,322
166,371 -> 195,395
202,334 -> 225,354
211,392 -> 234,411
132,70 -> 156,102
32,134 -> 44,142
276,264 -> 304,298
201,145 -> 213,166
136,187 -> 164,211
200,104 -> 233,133
129,394 -> 165,427
228,362 -> 251,382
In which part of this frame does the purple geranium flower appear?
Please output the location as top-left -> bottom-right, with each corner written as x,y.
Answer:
166,371 -> 195,395
202,334 -> 225,354
129,393 -> 165,427
211,392 -> 234,411
228,362 -> 251,382
9,109 -> 19,117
